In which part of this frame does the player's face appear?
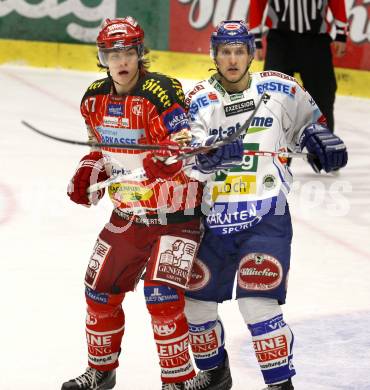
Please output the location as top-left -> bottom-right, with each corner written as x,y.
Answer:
215,43 -> 251,84
107,48 -> 139,90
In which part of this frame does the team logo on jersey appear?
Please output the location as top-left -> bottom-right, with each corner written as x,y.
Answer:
256,82 -> 296,99
263,174 -> 277,190
224,99 -> 255,116
238,253 -> 283,291
132,103 -> 142,116
107,103 -> 123,116
187,258 -> 211,291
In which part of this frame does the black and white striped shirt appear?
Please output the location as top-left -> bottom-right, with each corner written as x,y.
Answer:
249,0 -> 348,48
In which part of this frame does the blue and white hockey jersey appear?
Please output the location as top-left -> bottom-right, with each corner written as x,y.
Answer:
186,71 -> 324,235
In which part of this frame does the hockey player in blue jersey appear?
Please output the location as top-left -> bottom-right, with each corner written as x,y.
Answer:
183,20 -> 348,390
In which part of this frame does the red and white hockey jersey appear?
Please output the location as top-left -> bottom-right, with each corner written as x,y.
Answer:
81,72 -> 202,215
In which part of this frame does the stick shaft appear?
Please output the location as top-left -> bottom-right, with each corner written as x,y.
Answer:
21,120 -> 179,151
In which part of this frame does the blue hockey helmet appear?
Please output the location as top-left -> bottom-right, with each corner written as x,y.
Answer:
210,20 -> 255,59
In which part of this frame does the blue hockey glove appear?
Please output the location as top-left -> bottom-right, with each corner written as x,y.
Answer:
300,124 -> 348,173
196,138 -> 244,173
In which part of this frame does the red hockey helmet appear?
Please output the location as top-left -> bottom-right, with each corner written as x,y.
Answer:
96,16 -> 145,67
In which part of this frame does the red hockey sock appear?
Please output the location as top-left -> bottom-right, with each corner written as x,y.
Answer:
85,289 -> 125,371
144,281 -> 195,383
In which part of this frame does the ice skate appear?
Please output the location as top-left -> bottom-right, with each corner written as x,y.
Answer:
263,378 -> 294,390
185,350 -> 232,390
61,367 -> 116,389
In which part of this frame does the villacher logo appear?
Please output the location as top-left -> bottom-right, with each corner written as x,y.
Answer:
238,253 -> 283,291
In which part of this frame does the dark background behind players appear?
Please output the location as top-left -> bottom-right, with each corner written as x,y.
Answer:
249,0 -> 348,133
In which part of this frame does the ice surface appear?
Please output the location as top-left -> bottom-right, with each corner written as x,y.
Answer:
0,65 -> 369,389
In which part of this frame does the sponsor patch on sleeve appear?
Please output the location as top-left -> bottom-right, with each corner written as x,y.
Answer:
163,106 -> 189,133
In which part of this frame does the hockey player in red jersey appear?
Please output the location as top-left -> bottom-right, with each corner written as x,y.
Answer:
62,17 -> 203,390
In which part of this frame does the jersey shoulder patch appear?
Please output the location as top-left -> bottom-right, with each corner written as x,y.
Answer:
81,77 -> 111,103
135,72 -> 185,114
254,71 -> 302,99
259,70 -> 297,83
185,81 -> 207,108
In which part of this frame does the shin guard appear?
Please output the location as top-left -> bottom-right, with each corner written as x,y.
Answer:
185,298 -> 225,370
248,314 -> 296,384
188,318 -> 226,370
144,281 -> 195,383
85,287 -> 125,371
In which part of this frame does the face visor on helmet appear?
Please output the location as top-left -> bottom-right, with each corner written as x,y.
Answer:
210,20 -> 256,60
96,17 -> 145,68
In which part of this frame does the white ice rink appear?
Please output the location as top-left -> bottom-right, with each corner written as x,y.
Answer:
0,65 -> 369,390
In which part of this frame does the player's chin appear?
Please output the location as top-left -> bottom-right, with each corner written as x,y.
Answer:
225,72 -> 242,83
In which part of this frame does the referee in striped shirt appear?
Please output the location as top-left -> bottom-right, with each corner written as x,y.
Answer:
249,0 -> 348,133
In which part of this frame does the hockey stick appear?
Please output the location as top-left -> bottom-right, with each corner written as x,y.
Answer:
244,150 -> 310,160
20,120 -> 181,152
87,94 -> 270,193
87,149 -> 310,194
21,93 -> 268,154
168,92 -> 270,163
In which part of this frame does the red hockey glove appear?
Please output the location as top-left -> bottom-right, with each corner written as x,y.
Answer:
67,151 -> 108,206
143,139 -> 183,180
